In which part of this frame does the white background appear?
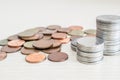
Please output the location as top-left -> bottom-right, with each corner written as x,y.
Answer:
0,0 -> 120,80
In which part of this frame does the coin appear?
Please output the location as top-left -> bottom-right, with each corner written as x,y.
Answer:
0,39 -> 8,46
70,35 -> 82,41
1,46 -> 21,53
77,36 -> 104,52
25,53 -> 46,63
18,28 -> 40,38
47,25 -> 61,30
0,51 -> 7,61
52,33 -> 67,39
21,47 -> 40,55
48,52 -> 68,62
8,35 -> 19,41
59,38 -> 70,44
21,34 -> 41,40
42,29 -> 57,35
84,29 -> 96,35
57,28 -> 71,33
42,47 -> 61,54
68,30 -> 85,36
104,50 -> 120,56
23,41 -> 35,49
68,25 -> 83,30
33,39 -> 53,49
52,39 -> 62,48
42,34 -> 51,40
8,39 -> 25,47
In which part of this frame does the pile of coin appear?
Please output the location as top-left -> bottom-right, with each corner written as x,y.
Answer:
72,36 -> 104,64
0,25 -> 88,63
96,15 -> 120,56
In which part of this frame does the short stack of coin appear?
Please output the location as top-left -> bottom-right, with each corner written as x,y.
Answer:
76,36 -> 104,64
96,15 -> 120,56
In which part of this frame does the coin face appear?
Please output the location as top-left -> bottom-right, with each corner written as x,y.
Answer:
8,35 -> 20,41
59,38 -> 70,44
0,51 -> 7,61
21,47 -> 40,55
57,28 -> 71,33
23,41 -> 35,49
42,47 -> 61,54
42,29 -> 57,35
48,52 -> 68,62
68,25 -> 83,30
25,53 -> 46,63
52,40 -> 62,48
47,25 -> 61,30
70,35 -> 82,41
1,46 -> 21,53
21,34 -> 41,40
52,33 -> 67,39
33,39 -> 53,49
42,34 -> 51,40
0,39 -> 8,46
8,39 -> 25,47
84,29 -> 96,35
68,30 -> 85,36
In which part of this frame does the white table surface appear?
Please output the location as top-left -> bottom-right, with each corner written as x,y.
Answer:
0,0 -> 120,80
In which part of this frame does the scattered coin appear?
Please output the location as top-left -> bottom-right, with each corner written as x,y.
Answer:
21,47 -> 40,55
48,52 -> 68,62
42,29 -> 57,35
52,39 -> 62,48
8,35 -> 19,41
0,51 -> 7,61
25,53 -> 46,63
42,34 -> 51,40
84,29 -> 96,36
33,39 -> 53,49
52,33 -> 67,39
0,39 -> 8,46
47,25 -> 61,30
70,35 -> 82,41
21,34 -> 40,40
57,28 -> 71,33
68,30 -> 85,36
42,47 -> 61,54
59,38 -> 70,44
1,46 -> 21,53
69,25 -> 83,30
23,41 -> 35,49
8,39 -> 25,47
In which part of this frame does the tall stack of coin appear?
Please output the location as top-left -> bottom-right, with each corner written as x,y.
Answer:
96,15 -> 120,56
76,37 -> 104,64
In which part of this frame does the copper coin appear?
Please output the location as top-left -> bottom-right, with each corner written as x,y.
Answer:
42,34 -> 51,40
0,39 -> 8,46
59,38 -> 70,44
0,51 -> 7,61
70,35 -> 82,41
52,39 -> 62,48
42,47 -> 61,54
1,46 -> 21,53
48,52 -> 68,62
8,39 -> 25,47
42,29 -> 57,35
21,34 -> 41,40
8,35 -> 20,41
69,25 -> 83,30
57,28 -> 71,33
33,39 -> 53,49
47,25 -> 61,30
21,47 -> 40,55
25,53 -> 46,63
52,33 -> 67,39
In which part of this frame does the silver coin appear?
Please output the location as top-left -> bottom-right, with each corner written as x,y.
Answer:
77,37 -> 104,52
71,39 -> 78,47
96,15 -> 120,31
77,49 -> 103,58
77,55 -> 103,63
104,50 -> 120,56
71,44 -> 77,52
104,40 -> 120,46
104,44 -> 120,52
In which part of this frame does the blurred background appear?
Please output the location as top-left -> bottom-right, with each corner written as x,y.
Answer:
0,0 -> 120,39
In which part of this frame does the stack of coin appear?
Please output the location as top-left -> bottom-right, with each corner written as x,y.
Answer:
96,15 -> 120,56
76,36 -> 104,64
